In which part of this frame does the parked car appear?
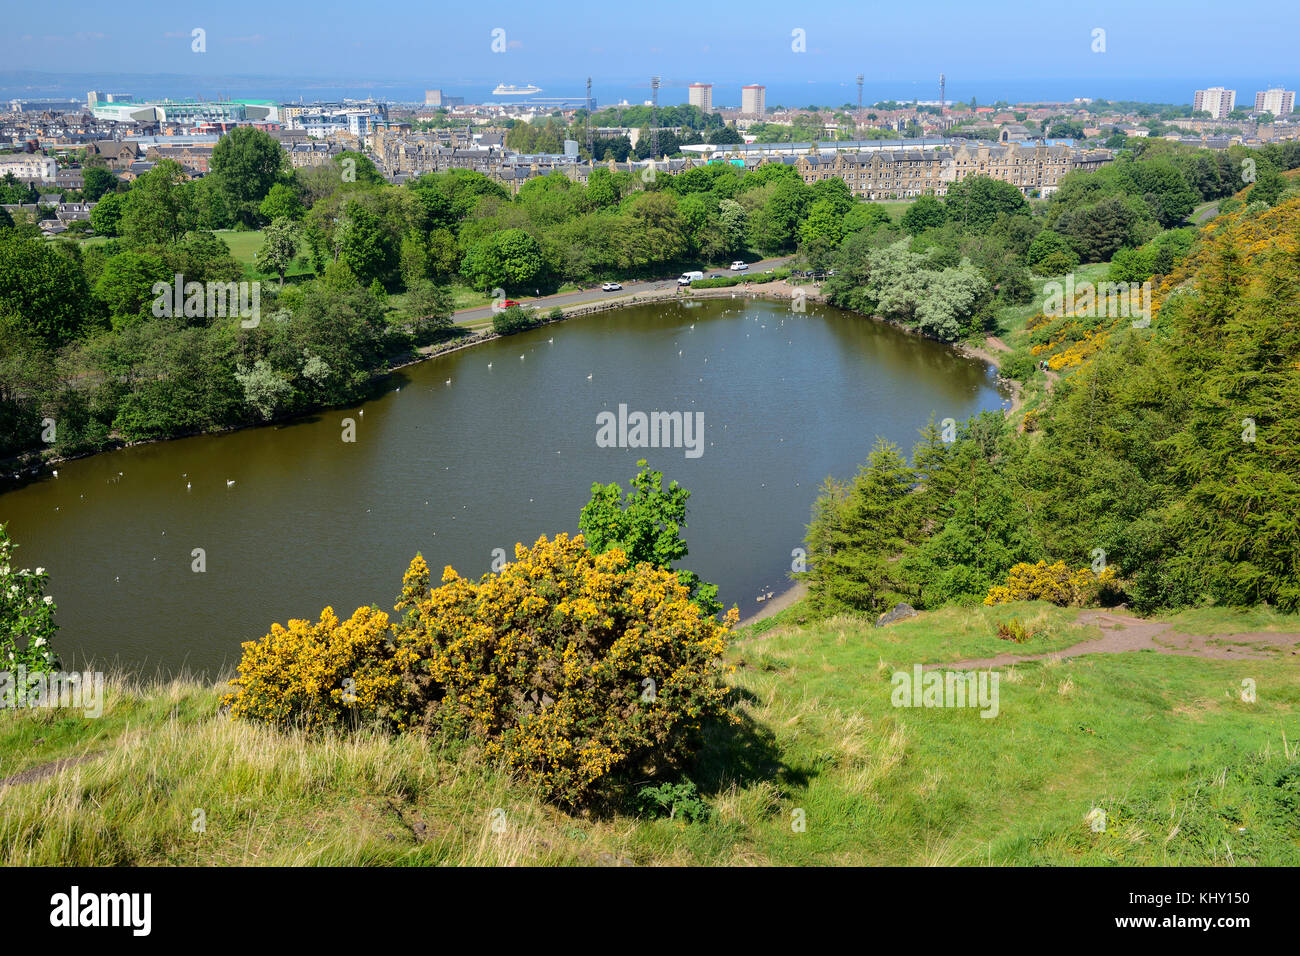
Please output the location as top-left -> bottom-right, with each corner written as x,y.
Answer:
601,282 -> 622,291
730,260 -> 749,271
708,274 -> 724,280
677,271 -> 704,286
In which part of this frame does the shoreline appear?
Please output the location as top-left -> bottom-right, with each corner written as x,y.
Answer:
3,283 -> 1018,481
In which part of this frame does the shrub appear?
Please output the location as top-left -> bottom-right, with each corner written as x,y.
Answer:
223,605 -> 415,732
996,617 -> 1033,643
1034,250 -> 1078,276
635,779 -> 712,822
392,533 -> 739,808
0,523 -> 59,675
491,303 -> 538,335
984,560 -> 1118,607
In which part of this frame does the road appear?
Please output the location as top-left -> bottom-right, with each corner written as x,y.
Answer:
451,255 -> 796,325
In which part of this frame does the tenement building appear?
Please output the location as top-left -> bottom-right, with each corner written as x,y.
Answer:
794,142 -> 1113,199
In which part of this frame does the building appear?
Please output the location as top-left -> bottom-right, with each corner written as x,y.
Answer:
741,85 -> 766,118
0,154 -> 58,181
1254,88 -> 1295,116
424,89 -> 465,108
794,141 -> 1113,199
1193,87 -> 1236,120
91,98 -> 279,125
688,83 -> 713,114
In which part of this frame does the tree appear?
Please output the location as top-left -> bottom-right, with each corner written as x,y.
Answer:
800,439 -> 917,616
210,126 -> 287,224
1026,229 -> 1078,271
94,249 -> 171,328
943,176 -> 1031,231
82,166 -> 120,202
579,459 -> 722,615
256,217 -> 300,287
259,182 -> 304,222
0,231 -> 93,346
334,201 -> 398,287
1250,169 -> 1287,206
900,195 -> 947,233
234,359 -> 293,421
89,191 -> 126,236
120,160 -> 195,247
405,279 -> 454,341
462,228 -> 543,291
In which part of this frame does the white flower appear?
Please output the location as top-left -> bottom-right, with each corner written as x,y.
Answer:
35,567 -> 45,575
43,595 -> 53,605
33,637 -> 45,647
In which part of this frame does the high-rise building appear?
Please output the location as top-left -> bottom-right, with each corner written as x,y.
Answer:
1254,88 -> 1295,116
1193,87 -> 1236,120
688,83 -> 713,114
741,84 -> 766,118
424,89 -> 464,108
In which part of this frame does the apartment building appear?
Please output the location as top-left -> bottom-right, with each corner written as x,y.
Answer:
1193,87 -> 1236,120
794,142 -> 1113,199
688,83 -> 713,114
0,154 -> 58,181
1254,88 -> 1296,115
741,85 -> 766,118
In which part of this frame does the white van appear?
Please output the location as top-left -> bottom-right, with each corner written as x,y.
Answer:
677,271 -> 704,286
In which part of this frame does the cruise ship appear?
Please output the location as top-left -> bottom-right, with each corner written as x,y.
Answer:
492,83 -> 542,96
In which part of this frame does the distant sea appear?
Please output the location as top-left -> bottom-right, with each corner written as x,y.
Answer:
3,71 -> 1298,110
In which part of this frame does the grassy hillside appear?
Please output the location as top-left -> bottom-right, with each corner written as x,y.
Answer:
4,602 -> 1296,866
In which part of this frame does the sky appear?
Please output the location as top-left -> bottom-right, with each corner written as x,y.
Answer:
3,0 -> 1297,106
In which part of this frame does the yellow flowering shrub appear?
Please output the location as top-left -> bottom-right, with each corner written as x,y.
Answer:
984,560 -> 1118,608
393,533 -> 739,808
223,605 -> 416,732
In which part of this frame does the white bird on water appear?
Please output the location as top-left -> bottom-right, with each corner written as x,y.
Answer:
186,481 -> 191,491
226,480 -> 236,488
445,378 -> 452,386
520,355 -> 525,360
487,362 -> 493,369
586,373 -> 592,380
52,469 -> 58,478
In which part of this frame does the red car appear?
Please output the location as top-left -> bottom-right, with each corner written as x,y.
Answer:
501,299 -> 521,308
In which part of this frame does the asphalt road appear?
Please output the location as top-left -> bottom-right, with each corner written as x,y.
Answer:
452,255 -> 796,325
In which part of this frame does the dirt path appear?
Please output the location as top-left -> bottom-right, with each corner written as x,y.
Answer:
931,610 -> 1300,670
0,752 -> 102,788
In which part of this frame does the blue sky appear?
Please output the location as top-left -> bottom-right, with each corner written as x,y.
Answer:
4,0 -> 1296,104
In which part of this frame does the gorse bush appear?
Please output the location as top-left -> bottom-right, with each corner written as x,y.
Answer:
984,561 -> 1117,608
224,531 -> 738,809
223,605 -> 414,732
392,533 -> 739,808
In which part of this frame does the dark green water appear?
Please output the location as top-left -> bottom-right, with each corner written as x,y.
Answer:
3,298 -> 1005,676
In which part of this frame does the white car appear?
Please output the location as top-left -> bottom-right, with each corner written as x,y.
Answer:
601,282 -> 622,291
730,261 -> 749,271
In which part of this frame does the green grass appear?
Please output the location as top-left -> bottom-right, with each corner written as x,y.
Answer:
3,601 -> 1297,865
1161,605 -> 1300,636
